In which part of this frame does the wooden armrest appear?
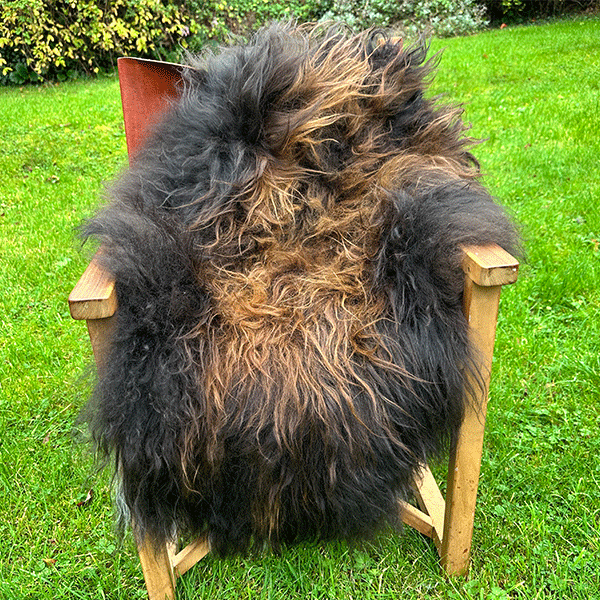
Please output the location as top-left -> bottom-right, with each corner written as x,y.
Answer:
67,244 -> 516,320
461,244 -> 519,287
68,251 -> 117,320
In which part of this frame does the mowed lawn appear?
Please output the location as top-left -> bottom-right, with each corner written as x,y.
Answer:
0,15 -> 599,600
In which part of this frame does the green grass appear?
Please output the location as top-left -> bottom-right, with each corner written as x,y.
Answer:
1,15 -> 599,600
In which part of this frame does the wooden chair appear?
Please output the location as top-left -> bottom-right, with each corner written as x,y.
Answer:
69,57 -> 519,599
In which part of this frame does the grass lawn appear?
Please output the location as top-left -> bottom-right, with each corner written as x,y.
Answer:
1,15 -> 599,600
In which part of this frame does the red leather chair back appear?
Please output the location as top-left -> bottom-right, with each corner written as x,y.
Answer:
117,57 -> 186,161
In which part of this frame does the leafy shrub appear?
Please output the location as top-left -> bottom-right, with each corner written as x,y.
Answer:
2,0 -> 596,85
481,0 -> 599,23
183,0 -> 322,51
319,0 -> 489,37
0,0 -> 194,84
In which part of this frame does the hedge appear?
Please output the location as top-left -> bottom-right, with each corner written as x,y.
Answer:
0,0 -> 194,84
1,0 -> 597,84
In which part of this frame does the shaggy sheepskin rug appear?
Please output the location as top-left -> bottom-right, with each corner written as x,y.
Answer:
82,23 -> 519,555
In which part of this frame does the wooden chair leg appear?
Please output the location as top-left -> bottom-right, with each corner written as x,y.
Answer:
171,537 -> 211,579
137,537 -> 176,600
136,535 -> 210,599
402,246 -> 518,575
440,279 -> 503,575
412,464 -> 446,551
85,317 -> 116,373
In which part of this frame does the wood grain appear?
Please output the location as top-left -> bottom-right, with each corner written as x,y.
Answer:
68,251 -> 116,320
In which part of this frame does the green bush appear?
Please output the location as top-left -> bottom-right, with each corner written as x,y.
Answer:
319,0 -> 489,37
3,0 -> 592,85
481,0 -> 599,23
183,0 -> 322,51
0,0 -> 194,84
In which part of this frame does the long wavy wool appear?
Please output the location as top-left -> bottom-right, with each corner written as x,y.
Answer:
83,23 -> 519,555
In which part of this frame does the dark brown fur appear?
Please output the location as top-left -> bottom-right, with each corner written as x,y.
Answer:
82,23 -> 519,555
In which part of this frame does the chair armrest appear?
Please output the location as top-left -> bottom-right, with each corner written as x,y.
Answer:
67,244 -> 516,321
68,250 -> 117,320
461,244 -> 519,287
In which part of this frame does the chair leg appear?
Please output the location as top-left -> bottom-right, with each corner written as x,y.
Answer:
137,536 -> 176,600
86,316 -> 116,374
440,280 -> 503,575
441,408 -> 488,576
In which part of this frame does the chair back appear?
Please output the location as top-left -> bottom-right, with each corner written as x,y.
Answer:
117,57 -> 186,161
